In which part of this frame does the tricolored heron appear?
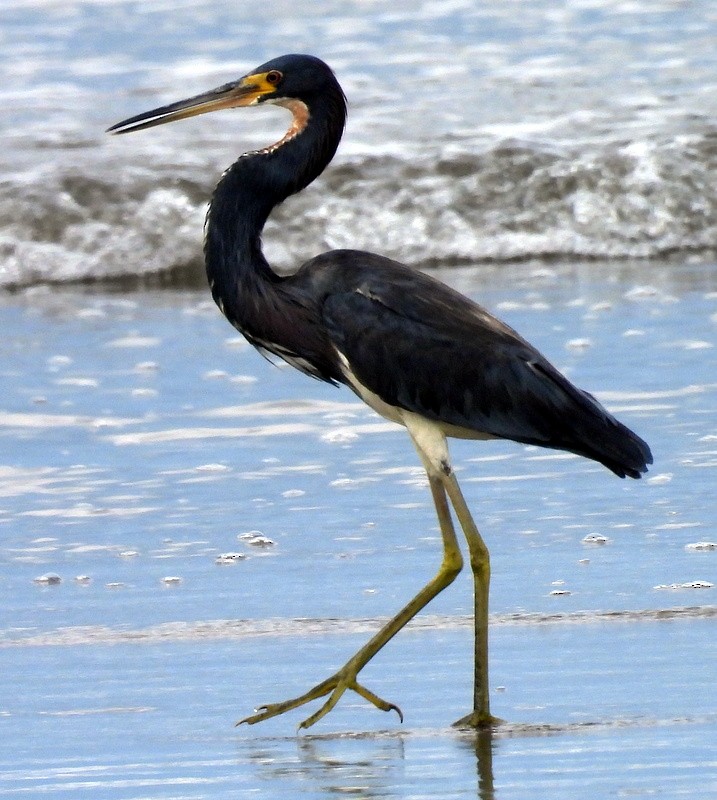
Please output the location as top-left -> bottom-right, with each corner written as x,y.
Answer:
109,54 -> 652,730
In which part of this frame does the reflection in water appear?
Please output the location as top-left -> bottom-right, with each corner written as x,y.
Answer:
239,734 -> 406,799
239,729 -> 501,799
243,726 -> 657,799
455,729 -> 497,800
473,730 -> 496,800
297,736 -> 406,799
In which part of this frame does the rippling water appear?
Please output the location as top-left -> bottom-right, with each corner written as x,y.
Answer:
1,266 -> 716,797
2,260 -> 715,625
1,0 -> 717,286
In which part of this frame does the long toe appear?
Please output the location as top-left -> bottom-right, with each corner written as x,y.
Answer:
238,670 -> 402,729
238,676 -> 336,726
297,678 -> 402,730
352,680 -> 403,722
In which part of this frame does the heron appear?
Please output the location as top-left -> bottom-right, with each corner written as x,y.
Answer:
108,54 -> 652,730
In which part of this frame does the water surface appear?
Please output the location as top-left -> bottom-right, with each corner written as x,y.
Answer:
1,261 -> 716,797
1,1 -> 716,796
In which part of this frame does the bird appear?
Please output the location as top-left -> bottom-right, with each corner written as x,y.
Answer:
108,53 -> 653,730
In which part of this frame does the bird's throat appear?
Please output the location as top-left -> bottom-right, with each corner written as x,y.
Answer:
259,98 -> 311,154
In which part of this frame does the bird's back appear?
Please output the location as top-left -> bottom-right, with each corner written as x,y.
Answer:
291,249 -> 652,479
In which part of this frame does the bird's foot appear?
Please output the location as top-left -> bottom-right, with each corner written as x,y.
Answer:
452,711 -> 504,730
238,666 -> 403,730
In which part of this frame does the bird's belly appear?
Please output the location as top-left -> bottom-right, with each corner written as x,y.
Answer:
342,367 -> 405,426
335,349 -> 496,443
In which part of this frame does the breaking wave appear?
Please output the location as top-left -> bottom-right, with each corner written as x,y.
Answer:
1,127 -> 716,288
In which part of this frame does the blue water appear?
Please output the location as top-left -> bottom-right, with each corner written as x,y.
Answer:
1,1 -> 716,797
1,260 -> 715,633
1,621 -> 715,798
1,263 -> 715,800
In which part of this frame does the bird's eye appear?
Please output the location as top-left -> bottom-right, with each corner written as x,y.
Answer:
265,70 -> 282,85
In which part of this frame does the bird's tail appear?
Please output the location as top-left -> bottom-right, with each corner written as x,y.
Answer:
556,387 -> 653,479
574,415 -> 652,479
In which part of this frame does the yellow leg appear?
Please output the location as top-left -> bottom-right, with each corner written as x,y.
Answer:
443,471 -> 502,729
239,475 -> 464,729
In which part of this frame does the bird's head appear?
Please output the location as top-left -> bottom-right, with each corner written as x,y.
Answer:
107,54 -> 344,135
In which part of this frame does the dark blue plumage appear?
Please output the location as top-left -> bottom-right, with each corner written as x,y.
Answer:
109,54 -> 652,729
296,249 -> 651,478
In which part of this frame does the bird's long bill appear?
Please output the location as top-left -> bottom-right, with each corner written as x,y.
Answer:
107,71 -> 277,135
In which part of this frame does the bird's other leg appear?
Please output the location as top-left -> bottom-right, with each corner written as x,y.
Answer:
443,470 -> 502,729
402,413 -> 499,728
239,474 -> 464,730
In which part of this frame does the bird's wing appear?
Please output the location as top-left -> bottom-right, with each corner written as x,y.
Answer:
315,252 -> 650,477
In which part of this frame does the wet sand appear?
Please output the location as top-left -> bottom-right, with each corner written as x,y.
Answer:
1,259 -> 716,797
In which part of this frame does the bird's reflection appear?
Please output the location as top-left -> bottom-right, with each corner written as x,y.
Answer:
472,729 -> 497,800
298,734 -> 406,798
453,724 -> 498,800
238,726 -> 500,799
238,732 -> 406,799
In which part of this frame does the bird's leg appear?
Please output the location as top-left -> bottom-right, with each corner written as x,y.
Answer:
239,475 -> 464,729
443,471 -> 502,729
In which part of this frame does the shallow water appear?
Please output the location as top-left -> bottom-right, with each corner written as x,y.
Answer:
1,260 -> 716,629
2,0 -> 717,795
1,260 -> 716,797
1,620 -> 715,799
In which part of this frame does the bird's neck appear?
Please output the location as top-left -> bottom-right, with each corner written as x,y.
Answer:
203,93 -> 345,334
